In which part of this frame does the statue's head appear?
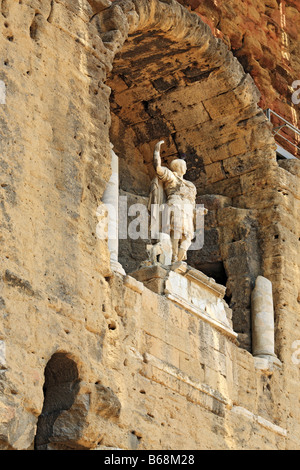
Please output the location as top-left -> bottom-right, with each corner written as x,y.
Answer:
170,159 -> 187,177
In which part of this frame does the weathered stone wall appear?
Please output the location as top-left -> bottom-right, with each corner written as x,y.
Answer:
0,0 -> 300,450
106,0 -> 281,350
177,0 -> 300,155
173,0 -> 300,351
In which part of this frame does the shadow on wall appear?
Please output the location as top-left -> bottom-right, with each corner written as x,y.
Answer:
34,351 -> 122,450
34,353 -> 80,450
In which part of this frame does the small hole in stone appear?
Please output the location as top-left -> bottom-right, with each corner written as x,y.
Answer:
108,321 -> 116,330
131,431 -> 142,440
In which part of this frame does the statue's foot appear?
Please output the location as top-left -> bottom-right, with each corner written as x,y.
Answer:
177,249 -> 187,262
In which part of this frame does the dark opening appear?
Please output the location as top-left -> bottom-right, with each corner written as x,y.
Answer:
34,352 -> 80,450
194,261 -> 228,288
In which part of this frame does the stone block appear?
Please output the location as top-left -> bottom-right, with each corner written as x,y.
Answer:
88,0 -> 112,14
124,275 -> 144,294
131,262 -> 237,340
130,265 -> 169,294
205,161 -> 225,184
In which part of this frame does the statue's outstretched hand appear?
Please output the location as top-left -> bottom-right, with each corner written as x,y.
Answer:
153,141 -> 165,173
155,140 -> 165,151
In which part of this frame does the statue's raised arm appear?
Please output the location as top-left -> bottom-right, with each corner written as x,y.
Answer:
153,140 -> 165,176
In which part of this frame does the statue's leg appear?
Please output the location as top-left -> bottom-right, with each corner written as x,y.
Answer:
177,235 -> 192,262
171,231 -> 179,262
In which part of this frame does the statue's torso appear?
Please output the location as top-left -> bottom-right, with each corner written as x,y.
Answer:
159,168 -> 196,206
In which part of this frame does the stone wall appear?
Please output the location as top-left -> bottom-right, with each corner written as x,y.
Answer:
0,0 -> 300,450
105,0 -> 290,350
177,0 -> 300,156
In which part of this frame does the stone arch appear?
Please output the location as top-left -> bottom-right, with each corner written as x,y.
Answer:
92,0 -> 277,349
34,350 -> 122,450
34,352 -> 80,450
94,0 -> 274,185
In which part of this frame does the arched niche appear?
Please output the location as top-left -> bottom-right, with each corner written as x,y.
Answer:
34,352 -> 80,450
93,0 -> 275,275
92,0 -> 277,350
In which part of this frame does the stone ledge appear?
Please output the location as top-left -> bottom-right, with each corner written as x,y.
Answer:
231,406 -> 287,438
143,350 -> 232,407
94,446 -> 124,451
131,263 -> 237,340
128,347 -> 232,417
123,275 -> 144,294
171,261 -> 227,298
166,292 -> 238,341
128,347 -> 287,438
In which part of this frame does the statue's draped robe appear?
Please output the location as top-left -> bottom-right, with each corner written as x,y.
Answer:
148,167 -> 196,242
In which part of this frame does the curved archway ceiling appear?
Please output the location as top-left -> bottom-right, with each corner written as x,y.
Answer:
104,0 -> 274,198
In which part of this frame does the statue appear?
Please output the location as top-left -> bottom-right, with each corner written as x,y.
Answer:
148,140 -> 197,264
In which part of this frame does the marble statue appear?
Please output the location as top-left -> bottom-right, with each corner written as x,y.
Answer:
148,140 -> 197,264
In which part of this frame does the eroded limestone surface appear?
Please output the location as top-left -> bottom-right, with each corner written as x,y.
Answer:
0,0 -> 299,450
